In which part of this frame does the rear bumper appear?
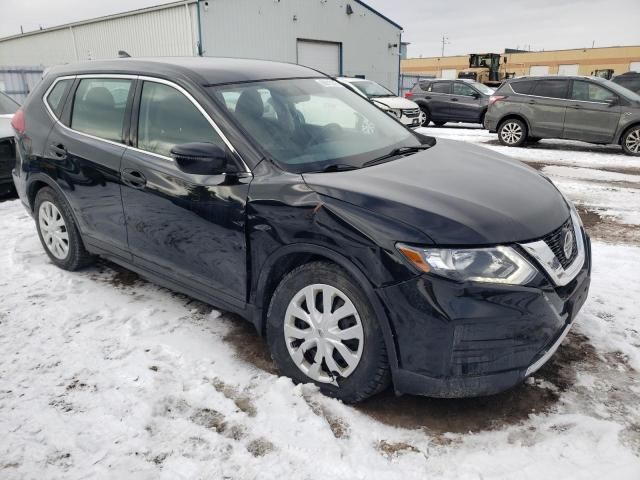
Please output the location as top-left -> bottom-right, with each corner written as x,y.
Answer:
379,233 -> 591,398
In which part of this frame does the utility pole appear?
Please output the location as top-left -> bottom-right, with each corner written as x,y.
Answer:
441,35 -> 450,57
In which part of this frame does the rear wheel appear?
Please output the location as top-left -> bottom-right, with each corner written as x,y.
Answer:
498,118 -> 528,147
266,262 -> 390,403
622,126 -> 640,156
34,187 -> 95,271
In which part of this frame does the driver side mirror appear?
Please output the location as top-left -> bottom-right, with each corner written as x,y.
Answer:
607,96 -> 619,107
471,92 -> 480,99
171,142 -> 228,175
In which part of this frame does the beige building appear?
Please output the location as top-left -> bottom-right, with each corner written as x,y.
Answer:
402,45 -> 640,79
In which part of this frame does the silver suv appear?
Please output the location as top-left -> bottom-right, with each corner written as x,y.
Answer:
484,76 -> 640,156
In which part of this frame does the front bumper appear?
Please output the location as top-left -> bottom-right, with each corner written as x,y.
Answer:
378,232 -> 591,398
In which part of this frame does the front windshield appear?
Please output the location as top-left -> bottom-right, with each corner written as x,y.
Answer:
347,80 -> 395,98
472,82 -> 495,95
209,78 -> 420,173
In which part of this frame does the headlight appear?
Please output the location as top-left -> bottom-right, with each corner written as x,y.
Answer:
396,244 -> 537,285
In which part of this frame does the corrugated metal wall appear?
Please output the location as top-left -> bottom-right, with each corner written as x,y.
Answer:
200,0 -> 402,92
0,3 -> 197,65
0,67 -> 45,103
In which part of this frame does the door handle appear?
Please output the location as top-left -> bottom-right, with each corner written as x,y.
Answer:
528,100 -> 537,104
569,104 -> 582,109
50,143 -> 67,159
450,97 -> 459,102
425,96 -> 432,99
121,169 -> 147,189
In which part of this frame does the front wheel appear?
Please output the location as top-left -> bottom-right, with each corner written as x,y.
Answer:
622,126 -> 640,156
419,107 -> 431,127
266,262 -> 390,403
498,118 -> 528,147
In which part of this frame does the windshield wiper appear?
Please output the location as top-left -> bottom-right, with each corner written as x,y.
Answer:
362,145 -> 432,167
309,163 -> 360,173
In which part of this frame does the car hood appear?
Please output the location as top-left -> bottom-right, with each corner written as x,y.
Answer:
371,96 -> 419,110
0,115 -> 13,139
302,139 -> 570,246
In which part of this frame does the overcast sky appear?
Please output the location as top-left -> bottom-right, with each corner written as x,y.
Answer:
2,0 -> 639,58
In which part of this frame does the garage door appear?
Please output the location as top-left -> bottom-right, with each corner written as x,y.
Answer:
529,65 -> 550,76
441,69 -> 457,79
558,64 -> 579,75
630,62 -> 640,72
297,40 -> 341,76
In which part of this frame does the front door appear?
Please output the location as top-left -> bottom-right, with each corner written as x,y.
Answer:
526,79 -> 570,138
120,79 -> 251,304
450,82 -> 483,122
44,76 -> 134,258
563,80 -> 621,143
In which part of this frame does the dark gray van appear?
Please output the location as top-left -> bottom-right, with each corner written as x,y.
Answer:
484,76 -> 640,156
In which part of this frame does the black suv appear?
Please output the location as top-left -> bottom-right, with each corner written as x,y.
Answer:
407,79 -> 495,127
11,58 -> 590,402
612,71 -> 640,94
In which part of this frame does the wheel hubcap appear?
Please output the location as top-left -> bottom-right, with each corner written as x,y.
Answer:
501,122 -> 523,145
419,111 -> 428,126
626,129 -> 640,153
38,201 -> 69,260
284,284 -> 364,385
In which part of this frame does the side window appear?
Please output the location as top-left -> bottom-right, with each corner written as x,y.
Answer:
418,81 -> 430,92
430,82 -> 451,94
71,78 -> 132,143
532,80 -> 568,99
137,81 -> 224,158
510,81 -> 535,94
46,79 -> 72,117
453,82 -> 476,96
571,80 -> 617,103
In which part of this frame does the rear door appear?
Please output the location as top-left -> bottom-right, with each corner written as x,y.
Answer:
120,78 -> 251,304
450,82 -> 484,122
44,75 -> 134,258
564,80 -> 621,143
426,81 -> 452,120
524,79 -> 570,138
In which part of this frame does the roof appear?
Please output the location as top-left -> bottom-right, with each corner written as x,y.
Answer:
353,1 -> 403,30
45,57 -> 327,85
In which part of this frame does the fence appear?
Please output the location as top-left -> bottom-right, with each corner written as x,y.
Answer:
0,66 -> 45,104
399,73 -> 436,97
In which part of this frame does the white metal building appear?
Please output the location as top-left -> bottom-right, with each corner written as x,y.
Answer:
0,0 -> 403,92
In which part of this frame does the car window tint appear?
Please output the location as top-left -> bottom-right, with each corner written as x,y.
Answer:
138,81 -> 224,158
46,79 -> 72,116
453,82 -> 476,96
71,79 -> 132,142
571,80 -> 617,103
532,80 -> 568,99
510,81 -> 535,94
0,91 -> 19,114
614,76 -> 640,93
430,82 -> 450,94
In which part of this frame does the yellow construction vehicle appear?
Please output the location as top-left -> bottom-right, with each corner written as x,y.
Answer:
458,53 -> 514,87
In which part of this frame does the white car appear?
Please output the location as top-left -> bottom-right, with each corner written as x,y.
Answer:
0,91 -> 19,196
337,77 -> 426,128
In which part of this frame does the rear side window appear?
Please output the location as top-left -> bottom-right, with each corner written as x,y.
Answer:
418,81 -> 430,92
430,82 -> 451,94
571,80 -> 617,103
137,81 -> 224,158
532,80 -> 569,99
46,79 -> 72,117
71,78 -> 132,143
510,81 -> 535,94
613,76 -> 640,93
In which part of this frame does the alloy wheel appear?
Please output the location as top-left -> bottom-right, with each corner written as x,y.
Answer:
501,122 -> 523,145
38,201 -> 69,260
284,284 -> 364,385
626,128 -> 640,154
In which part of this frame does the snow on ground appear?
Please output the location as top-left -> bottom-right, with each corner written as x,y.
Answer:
2,128 -> 640,479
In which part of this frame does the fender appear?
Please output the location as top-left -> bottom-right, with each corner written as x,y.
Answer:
253,242 -> 400,372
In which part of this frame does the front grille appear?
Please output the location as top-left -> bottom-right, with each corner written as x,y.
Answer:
403,108 -> 420,118
541,218 -> 578,269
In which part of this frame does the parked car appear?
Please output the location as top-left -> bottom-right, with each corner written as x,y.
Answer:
407,78 -> 495,127
485,76 -> 640,156
612,71 -> 640,94
336,77 -> 425,128
0,91 -> 19,196
11,58 -> 590,402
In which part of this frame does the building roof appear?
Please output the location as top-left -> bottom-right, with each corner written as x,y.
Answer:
353,1 -> 403,30
45,56 -> 327,85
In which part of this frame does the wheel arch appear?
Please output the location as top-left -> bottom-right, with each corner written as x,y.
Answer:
26,174 -> 84,232
252,243 -> 400,372
497,113 -> 531,133
617,121 -> 640,145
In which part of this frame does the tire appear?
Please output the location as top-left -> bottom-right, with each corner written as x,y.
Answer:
621,125 -> 640,156
433,121 -> 447,127
498,118 -> 528,147
266,261 -> 390,403
419,106 -> 431,127
34,187 -> 95,271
